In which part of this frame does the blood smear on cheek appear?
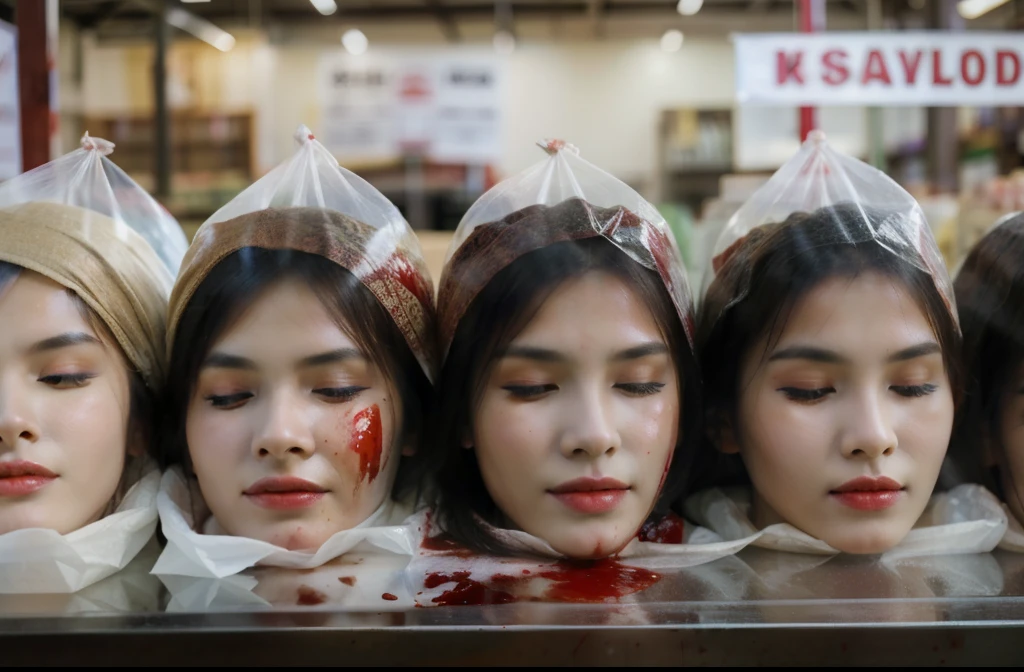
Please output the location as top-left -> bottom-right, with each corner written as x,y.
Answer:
350,404 -> 383,483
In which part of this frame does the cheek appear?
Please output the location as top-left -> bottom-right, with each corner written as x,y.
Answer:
473,394 -> 550,469
47,380 -> 130,458
738,386 -> 828,471
186,401 -> 248,470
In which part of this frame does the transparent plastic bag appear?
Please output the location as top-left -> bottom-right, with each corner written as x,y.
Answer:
438,139 -> 695,355
170,125 -> 437,381
0,132 -> 187,274
704,131 -> 955,326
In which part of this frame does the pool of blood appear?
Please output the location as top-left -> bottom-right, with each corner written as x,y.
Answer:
637,512 -> 685,544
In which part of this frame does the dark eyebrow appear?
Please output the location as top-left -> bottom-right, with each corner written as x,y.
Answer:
768,346 -> 846,365
501,345 -> 566,363
28,332 -> 102,355
612,342 -> 669,362
201,352 -> 258,371
887,342 -> 941,363
298,348 -> 364,369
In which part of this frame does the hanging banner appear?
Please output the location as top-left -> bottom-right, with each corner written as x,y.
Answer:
735,32 -> 1024,106
318,49 -> 502,164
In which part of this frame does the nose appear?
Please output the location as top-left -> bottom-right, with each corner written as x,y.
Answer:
559,387 -> 621,459
839,388 -> 897,460
0,382 -> 40,450
252,389 -> 316,460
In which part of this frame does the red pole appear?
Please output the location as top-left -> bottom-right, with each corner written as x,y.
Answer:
798,0 -> 825,142
17,0 -> 48,171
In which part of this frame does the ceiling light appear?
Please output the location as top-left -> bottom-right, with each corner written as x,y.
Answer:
310,0 -> 338,16
493,30 -> 516,55
166,8 -> 235,51
676,0 -> 703,16
660,29 -> 684,52
957,0 -> 1011,19
342,28 -> 369,55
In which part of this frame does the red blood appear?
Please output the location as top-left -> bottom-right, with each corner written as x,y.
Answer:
296,585 -> 327,606
537,560 -> 661,603
385,255 -> 434,310
350,404 -> 383,483
420,513 -> 474,557
338,576 -> 356,586
637,512 -> 685,544
382,592 -> 399,601
425,571 -> 516,606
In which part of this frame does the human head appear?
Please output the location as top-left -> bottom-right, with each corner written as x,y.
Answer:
951,212 -> 1024,524
697,203 -> 963,554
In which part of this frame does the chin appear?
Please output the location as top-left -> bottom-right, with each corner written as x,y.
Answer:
825,527 -> 907,555
548,529 -> 632,561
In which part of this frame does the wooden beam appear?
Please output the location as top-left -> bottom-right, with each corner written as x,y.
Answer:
17,0 -> 48,171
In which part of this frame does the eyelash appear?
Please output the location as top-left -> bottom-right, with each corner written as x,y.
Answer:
205,386 -> 367,410
312,386 -> 367,403
38,373 -> 96,389
503,382 -> 665,399
779,384 -> 939,403
503,384 -> 557,399
779,387 -> 833,403
891,384 -> 938,398
615,382 -> 665,397
205,392 -> 254,409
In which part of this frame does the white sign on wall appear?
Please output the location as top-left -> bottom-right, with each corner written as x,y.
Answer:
318,49 -> 502,164
0,20 -> 20,180
735,32 -> 1024,106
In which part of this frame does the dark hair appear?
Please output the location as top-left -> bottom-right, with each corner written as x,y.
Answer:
0,260 -> 155,508
420,236 -> 701,555
949,213 -> 1024,499
695,203 -> 964,489
160,248 -> 432,499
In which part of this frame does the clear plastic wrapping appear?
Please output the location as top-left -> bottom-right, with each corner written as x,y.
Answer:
438,139 -> 695,356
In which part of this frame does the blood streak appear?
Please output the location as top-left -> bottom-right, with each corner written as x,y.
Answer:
296,585 -> 327,605
350,404 -> 383,483
637,512 -> 685,544
338,576 -> 356,586
382,593 -> 398,601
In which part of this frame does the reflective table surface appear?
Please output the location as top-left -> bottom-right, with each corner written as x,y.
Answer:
6,545 -> 1024,665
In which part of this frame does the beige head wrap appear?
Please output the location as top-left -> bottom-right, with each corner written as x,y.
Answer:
0,202 -> 172,390
167,207 -> 438,381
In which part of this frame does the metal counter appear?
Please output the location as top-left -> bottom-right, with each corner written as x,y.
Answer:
4,547 -> 1024,665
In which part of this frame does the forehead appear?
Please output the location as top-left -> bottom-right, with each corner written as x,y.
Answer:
212,278 -> 358,354
773,272 -> 936,352
513,271 -> 664,347
0,270 -> 94,338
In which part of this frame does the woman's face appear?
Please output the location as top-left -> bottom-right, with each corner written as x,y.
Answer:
0,271 -> 131,535
471,271 -> 680,559
730,271 -> 953,554
186,278 -> 404,551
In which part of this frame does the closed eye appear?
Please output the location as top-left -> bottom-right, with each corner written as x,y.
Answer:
205,392 -> 254,409
778,387 -> 834,403
38,372 -> 96,389
614,382 -> 665,397
891,384 -> 938,398
313,386 -> 367,403
503,384 -> 557,400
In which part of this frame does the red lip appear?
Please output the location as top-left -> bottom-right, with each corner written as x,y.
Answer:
0,461 -> 57,497
244,477 -> 327,511
549,478 -> 629,514
830,476 -> 905,511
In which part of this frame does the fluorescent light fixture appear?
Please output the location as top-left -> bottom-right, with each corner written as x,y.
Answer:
310,0 -> 338,16
660,29 -> 684,52
180,0 -> 211,4
166,8 -> 235,51
493,29 -> 515,55
957,0 -> 1011,19
342,28 -> 368,55
676,0 -> 703,16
